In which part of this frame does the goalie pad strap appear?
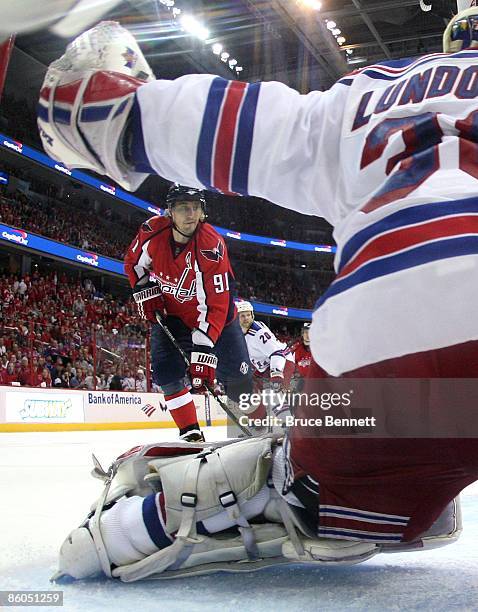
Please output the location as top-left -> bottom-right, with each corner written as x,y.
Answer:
205,451 -> 259,560
176,457 -> 202,541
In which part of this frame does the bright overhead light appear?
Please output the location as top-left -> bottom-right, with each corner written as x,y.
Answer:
220,51 -> 230,61
326,20 -> 336,30
229,58 -> 238,67
235,66 -> 243,72
301,0 -> 322,9
337,36 -> 346,45
172,7 -> 181,17
346,48 -> 353,55
212,42 -> 223,55
332,28 -> 341,36
180,14 -> 209,41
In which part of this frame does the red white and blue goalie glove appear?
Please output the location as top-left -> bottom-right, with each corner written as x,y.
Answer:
133,282 -> 165,324
189,350 -> 218,392
37,21 -> 155,191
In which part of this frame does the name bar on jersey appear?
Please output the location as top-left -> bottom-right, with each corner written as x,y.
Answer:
0,133 -> 336,256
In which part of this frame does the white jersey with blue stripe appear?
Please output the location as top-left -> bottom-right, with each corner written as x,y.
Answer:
244,321 -> 291,374
135,50 -> 478,375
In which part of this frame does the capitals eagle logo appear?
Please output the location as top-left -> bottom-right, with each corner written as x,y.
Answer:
200,240 -> 225,262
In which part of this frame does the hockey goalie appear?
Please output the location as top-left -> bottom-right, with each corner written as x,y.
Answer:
51,435 -> 461,582
36,8 -> 478,581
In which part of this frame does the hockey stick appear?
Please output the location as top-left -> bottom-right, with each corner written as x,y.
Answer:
204,392 -> 212,427
154,313 -> 252,435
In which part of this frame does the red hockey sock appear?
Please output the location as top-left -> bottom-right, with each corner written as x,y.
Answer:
164,388 -> 198,430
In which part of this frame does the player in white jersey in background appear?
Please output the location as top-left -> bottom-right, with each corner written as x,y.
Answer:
237,301 -> 295,390
236,300 -> 295,427
29,5 -> 478,581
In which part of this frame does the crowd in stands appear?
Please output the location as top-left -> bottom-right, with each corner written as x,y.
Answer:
0,268 -> 300,389
0,189 -> 136,260
0,186 -> 334,308
0,269 -> 150,390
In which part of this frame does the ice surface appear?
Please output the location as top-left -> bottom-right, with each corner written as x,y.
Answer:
1,428 -> 477,612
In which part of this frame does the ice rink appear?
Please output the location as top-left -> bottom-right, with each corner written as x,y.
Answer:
1,427 -> 477,612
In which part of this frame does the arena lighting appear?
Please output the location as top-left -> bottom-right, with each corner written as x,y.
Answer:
347,56 -> 367,64
337,36 -> 346,45
332,28 -> 341,36
300,0 -> 322,9
326,20 -> 336,30
179,14 -> 209,41
235,66 -> 243,72
346,48 -> 353,55
156,0 -> 246,75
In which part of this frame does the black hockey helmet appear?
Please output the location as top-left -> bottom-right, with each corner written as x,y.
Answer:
166,184 -> 207,217
302,322 -> 311,330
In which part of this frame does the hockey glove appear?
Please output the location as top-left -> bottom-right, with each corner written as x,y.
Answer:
270,372 -> 286,392
132,282 -> 164,323
190,349 -> 218,392
38,21 -> 155,191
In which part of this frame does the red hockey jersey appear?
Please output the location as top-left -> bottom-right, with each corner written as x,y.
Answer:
124,216 -> 235,345
291,340 -> 312,378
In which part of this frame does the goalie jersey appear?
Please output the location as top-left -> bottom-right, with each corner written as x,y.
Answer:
124,216 -> 235,345
133,50 -> 478,374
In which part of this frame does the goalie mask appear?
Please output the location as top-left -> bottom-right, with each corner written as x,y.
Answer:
443,8 -> 478,53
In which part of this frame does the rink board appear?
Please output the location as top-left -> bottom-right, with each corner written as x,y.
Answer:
0,386 -> 227,431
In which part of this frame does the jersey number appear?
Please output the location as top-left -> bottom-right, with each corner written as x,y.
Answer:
361,109 -> 478,212
213,273 -> 229,293
261,332 -> 272,344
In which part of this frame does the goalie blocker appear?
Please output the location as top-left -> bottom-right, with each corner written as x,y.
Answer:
52,435 -> 461,583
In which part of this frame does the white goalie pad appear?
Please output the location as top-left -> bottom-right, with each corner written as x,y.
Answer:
53,436 -> 464,582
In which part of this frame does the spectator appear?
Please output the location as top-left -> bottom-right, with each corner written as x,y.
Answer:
1,362 -> 18,385
38,367 -> 52,388
135,369 -> 147,393
83,366 -> 100,390
109,366 -> 123,390
122,368 -> 135,391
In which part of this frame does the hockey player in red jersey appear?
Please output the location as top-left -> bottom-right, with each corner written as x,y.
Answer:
37,11 -> 478,580
124,184 -> 252,441
290,322 -> 312,389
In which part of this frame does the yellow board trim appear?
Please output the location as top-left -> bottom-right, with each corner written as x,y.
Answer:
0,419 -> 228,433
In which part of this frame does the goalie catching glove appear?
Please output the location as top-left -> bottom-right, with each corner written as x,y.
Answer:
37,21 -> 154,191
132,282 -> 165,323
